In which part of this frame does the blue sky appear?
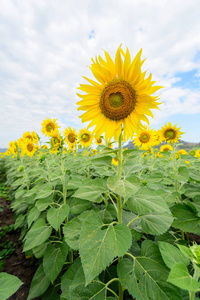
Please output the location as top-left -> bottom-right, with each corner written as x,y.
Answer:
0,0 -> 200,147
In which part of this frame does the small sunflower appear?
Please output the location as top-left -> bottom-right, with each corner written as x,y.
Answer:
64,127 -> 77,146
133,126 -> 156,150
195,150 -> 200,158
77,45 -> 162,141
153,130 -> 163,146
78,128 -> 93,148
112,157 -> 118,166
160,144 -> 173,152
50,130 -> 62,149
159,122 -> 184,143
41,118 -> 60,137
177,149 -> 188,155
23,131 -> 33,141
95,137 -> 103,145
42,145 -> 48,149
32,131 -> 39,144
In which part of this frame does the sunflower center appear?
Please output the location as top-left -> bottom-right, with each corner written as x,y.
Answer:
81,133 -> 90,142
99,79 -> 137,120
139,133 -> 150,143
46,123 -> 54,132
165,129 -> 175,139
54,138 -> 59,144
27,144 -> 33,152
68,133 -> 76,143
97,137 -> 102,143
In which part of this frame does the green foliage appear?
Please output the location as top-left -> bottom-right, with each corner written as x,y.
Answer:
2,143 -> 200,299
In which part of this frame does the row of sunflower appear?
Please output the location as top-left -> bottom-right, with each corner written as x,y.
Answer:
1,118 -> 200,161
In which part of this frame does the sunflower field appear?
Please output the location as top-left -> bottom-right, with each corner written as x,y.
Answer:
1,46 -> 200,300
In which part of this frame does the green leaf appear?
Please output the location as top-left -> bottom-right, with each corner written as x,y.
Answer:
24,219 -> 52,251
0,272 -> 23,300
32,242 -> 49,259
35,194 -> 54,211
89,155 -> 112,166
34,185 -> 53,200
176,166 -> 189,182
189,169 -> 200,181
63,211 -> 93,250
27,206 -> 41,228
61,258 -> 84,299
27,264 -> 50,300
47,204 -> 70,231
118,258 -> 181,300
177,245 -> 195,260
172,204 -> 200,235
167,263 -> 199,291
43,242 -> 68,282
73,178 -> 106,203
68,197 -> 92,215
127,191 -> 170,215
79,211 -> 132,285
107,176 -> 139,200
158,242 -> 190,269
141,211 -> 174,235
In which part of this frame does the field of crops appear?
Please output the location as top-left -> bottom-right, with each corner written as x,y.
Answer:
1,46 -> 200,300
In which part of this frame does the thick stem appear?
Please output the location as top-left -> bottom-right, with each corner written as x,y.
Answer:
117,132 -> 123,224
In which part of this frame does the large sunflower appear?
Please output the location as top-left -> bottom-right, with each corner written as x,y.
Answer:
64,127 -> 77,146
77,45 -> 162,141
78,128 -> 93,148
41,118 -> 60,137
159,122 -> 184,143
133,126 -> 156,150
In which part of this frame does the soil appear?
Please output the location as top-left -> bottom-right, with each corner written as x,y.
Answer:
0,196 -> 40,300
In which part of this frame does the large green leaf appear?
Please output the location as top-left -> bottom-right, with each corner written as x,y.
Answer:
167,263 -> 199,291
176,166 -> 189,182
23,219 -> 52,251
79,211 -> 132,285
47,204 -> 70,231
35,194 -> 54,211
158,242 -> 190,269
127,192 -> 170,215
43,242 -> 68,282
27,264 -> 50,300
107,176 -> 139,199
73,178 -> 106,203
118,241 -> 182,300
141,211 -> 173,235
172,204 -> 200,235
0,273 -> 23,300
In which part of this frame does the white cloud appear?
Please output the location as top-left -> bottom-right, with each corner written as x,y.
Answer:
0,0 -> 200,147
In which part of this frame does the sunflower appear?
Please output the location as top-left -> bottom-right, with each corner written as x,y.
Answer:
64,127 -> 77,147
159,122 -> 183,143
77,45 -> 162,141
177,149 -> 188,155
41,118 -> 60,137
112,157 -> 118,166
50,130 -> 62,149
95,137 -> 103,145
21,141 -> 36,157
32,131 -> 39,144
133,126 -> 156,150
195,150 -> 200,158
160,144 -> 173,152
78,128 -> 93,148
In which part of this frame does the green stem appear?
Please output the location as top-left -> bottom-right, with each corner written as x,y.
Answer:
68,248 -> 73,263
117,132 -> 123,224
190,263 -> 200,300
117,131 -> 124,300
